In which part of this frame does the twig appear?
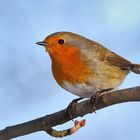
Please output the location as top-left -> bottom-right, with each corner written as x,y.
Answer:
0,86 -> 140,139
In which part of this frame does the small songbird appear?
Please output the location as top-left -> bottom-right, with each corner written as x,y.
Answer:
36,32 -> 140,98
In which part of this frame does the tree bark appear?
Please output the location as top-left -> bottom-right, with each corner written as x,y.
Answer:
0,86 -> 140,139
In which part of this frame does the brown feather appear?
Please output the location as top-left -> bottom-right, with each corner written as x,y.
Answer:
107,52 -> 132,70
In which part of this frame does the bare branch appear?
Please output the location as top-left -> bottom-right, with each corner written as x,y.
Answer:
0,86 -> 140,139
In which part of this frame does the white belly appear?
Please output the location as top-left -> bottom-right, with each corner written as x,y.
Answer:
62,81 -> 97,98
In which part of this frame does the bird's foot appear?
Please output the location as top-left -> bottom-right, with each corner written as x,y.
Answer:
88,92 -> 100,112
66,97 -> 83,121
89,88 -> 113,112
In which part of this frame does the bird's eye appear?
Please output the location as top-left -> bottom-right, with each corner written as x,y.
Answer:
58,39 -> 65,44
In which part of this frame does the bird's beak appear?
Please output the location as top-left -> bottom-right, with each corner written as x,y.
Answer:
36,41 -> 48,47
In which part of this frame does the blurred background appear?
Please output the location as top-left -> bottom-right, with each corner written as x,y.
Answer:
0,0 -> 140,140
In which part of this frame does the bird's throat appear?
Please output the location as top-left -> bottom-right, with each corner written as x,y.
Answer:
50,46 -> 92,86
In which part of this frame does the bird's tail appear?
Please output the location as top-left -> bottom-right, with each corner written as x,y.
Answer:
131,64 -> 140,74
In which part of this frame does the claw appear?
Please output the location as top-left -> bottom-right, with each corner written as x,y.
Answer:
89,88 -> 113,112
66,97 -> 83,120
89,92 -> 100,112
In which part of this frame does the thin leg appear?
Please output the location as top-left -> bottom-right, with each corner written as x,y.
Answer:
66,97 -> 83,121
89,92 -> 100,112
89,88 -> 113,111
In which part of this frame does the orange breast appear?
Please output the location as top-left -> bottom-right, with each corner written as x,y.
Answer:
48,44 -> 92,86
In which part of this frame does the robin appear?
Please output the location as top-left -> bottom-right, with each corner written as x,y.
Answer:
36,31 -> 140,100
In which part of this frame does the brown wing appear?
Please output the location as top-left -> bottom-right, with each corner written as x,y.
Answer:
106,51 -> 132,70
90,41 -> 132,70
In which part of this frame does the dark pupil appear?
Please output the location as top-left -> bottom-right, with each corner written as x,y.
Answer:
58,39 -> 64,44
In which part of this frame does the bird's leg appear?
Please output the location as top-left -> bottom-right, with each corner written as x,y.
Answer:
89,92 -> 101,112
89,88 -> 113,111
66,97 -> 83,121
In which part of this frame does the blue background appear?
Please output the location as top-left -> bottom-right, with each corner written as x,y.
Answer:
0,0 -> 140,140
